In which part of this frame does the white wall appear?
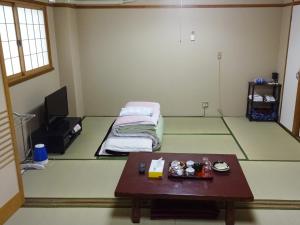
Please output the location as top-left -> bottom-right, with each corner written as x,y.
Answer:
75,8 -> 282,116
280,5 -> 300,131
54,8 -> 85,118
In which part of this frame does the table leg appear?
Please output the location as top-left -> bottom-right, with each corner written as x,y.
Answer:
132,199 -> 141,223
225,201 -> 235,225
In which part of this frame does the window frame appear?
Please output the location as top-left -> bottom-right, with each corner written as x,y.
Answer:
0,0 -> 53,86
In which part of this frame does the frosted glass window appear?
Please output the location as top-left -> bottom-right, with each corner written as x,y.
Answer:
36,39 -> 42,53
20,24 -> 28,40
37,53 -> 43,66
43,52 -> 48,65
0,3 -> 51,82
3,6 -> 13,23
40,25 -> 45,38
32,10 -> 39,24
2,42 -> 10,59
0,5 -> 21,77
29,40 -> 36,54
6,24 -> 16,41
38,10 -> 44,24
4,59 -> 13,76
0,6 -> 5,23
41,39 -> 47,51
27,25 -> 34,39
31,54 -> 38,69
25,9 -> 32,24
34,25 -> 40,38
0,24 -> 8,41
17,8 -> 26,24
24,55 -> 32,71
9,41 -> 18,58
17,7 -> 49,71
22,40 -> 30,55
12,57 -> 21,74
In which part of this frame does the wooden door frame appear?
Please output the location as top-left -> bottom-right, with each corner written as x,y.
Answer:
0,37 -> 24,224
292,77 -> 300,137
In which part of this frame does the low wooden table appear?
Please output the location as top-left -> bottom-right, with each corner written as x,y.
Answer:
115,152 -> 253,224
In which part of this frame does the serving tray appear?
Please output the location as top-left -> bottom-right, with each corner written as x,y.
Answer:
168,172 -> 213,180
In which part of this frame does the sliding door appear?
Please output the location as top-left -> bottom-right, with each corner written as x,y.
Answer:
0,61 -> 24,223
280,5 -> 300,137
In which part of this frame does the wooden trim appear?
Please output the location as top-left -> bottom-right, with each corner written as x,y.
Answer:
294,1 -> 300,6
278,122 -> 300,142
12,5 -> 26,75
0,40 -> 25,211
0,192 -> 24,225
23,197 -> 300,210
44,7 -> 53,68
279,3 -> 294,118
52,3 -> 287,9
8,66 -> 54,86
292,78 -> 300,136
1,0 -> 49,7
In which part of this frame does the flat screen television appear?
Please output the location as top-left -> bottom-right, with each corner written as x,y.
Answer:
44,86 -> 68,126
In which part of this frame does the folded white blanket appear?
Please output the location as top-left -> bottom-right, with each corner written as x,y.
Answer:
119,107 -> 153,117
99,136 -> 152,155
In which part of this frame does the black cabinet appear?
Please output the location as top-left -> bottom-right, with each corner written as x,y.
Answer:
31,117 -> 82,154
246,82 -> 281,121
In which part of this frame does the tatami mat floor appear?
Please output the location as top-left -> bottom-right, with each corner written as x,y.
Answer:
5,208 -> 300,225
164,117 -> 230,134
21,159 -> 300,201
224,117 -> 300,161
5,116 -> 300,225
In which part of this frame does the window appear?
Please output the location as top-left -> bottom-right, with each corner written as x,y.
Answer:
0,2 -> 52,86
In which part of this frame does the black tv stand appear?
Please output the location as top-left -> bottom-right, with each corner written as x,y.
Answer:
32,117 -> 82,154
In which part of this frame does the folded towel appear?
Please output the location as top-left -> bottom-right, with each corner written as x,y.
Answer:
249,94 -> 263,102
119,106 -> 153,117
264,95 -> 276,102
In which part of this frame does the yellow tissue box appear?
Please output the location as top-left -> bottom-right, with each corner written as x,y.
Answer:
148,159 -> 165,178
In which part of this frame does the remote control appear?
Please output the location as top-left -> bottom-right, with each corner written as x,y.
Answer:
138,162 -> 146,174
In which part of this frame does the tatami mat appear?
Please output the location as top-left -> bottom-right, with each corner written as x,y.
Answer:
22,159 -> 300,200
48,117 -> 233,160
224,117 -> 300,160
161,135 -> 245,159
5,208 -> 300,225
164,117 -> 229,134
48,117 -> 115,160
22,160 -> 125,198
240,161 -> 300,200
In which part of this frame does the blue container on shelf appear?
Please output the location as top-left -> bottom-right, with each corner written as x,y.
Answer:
33,144 -> 48,165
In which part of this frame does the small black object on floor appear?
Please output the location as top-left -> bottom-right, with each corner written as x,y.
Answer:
151,199 -> 220,220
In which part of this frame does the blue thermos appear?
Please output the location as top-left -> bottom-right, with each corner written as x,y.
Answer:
33,144 -> 48,165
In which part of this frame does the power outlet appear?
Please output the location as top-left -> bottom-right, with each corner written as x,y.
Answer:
202,102 -> 209,109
